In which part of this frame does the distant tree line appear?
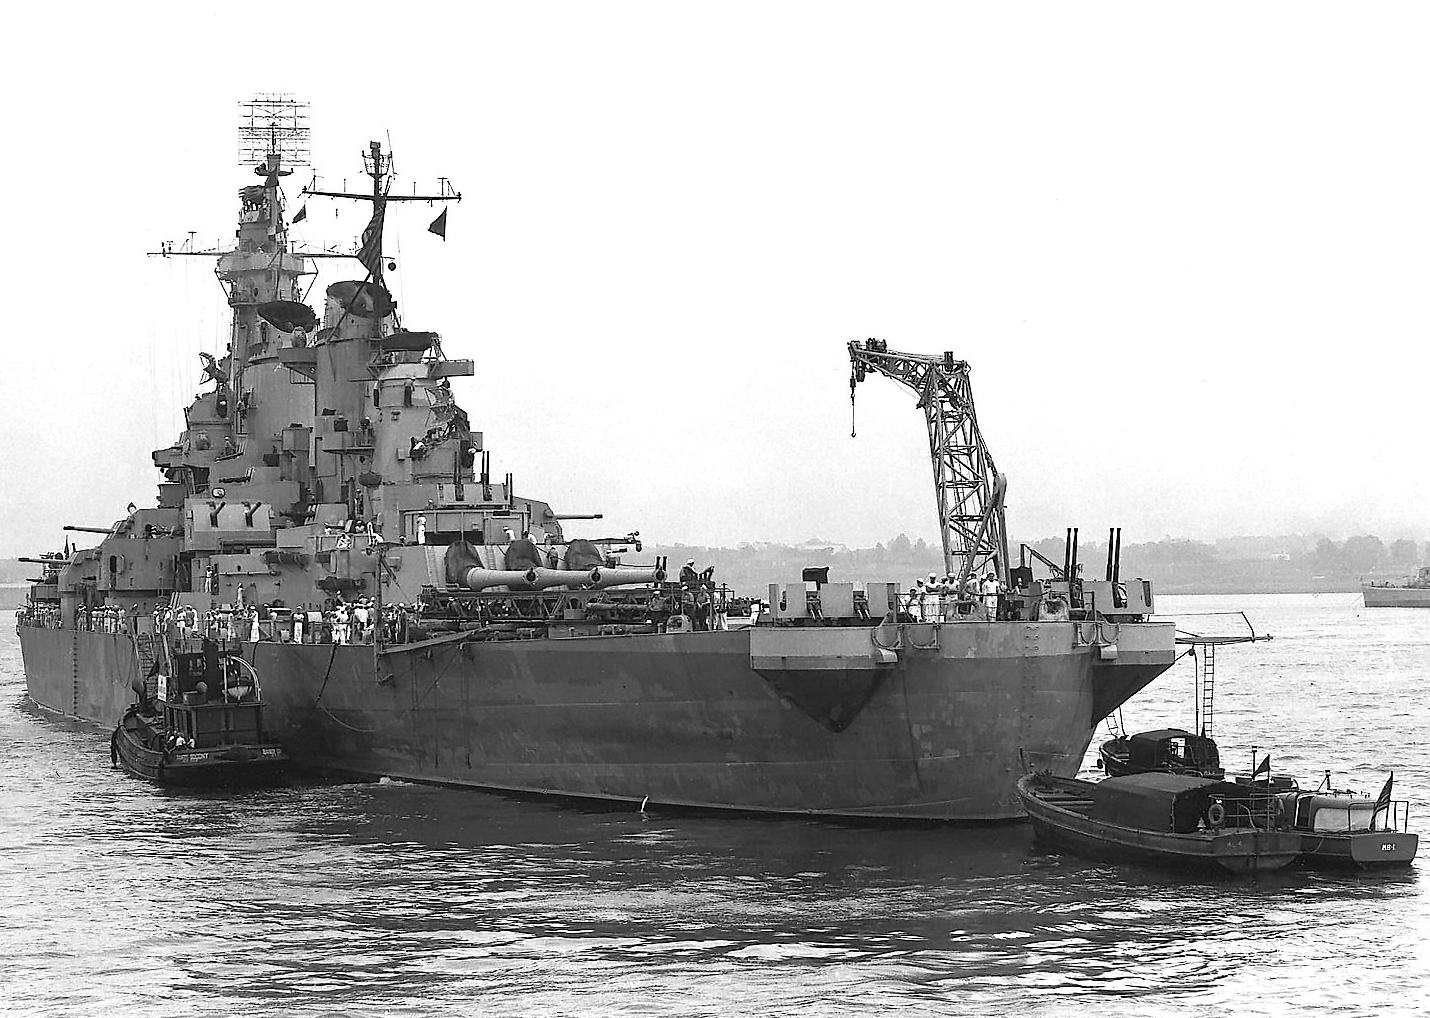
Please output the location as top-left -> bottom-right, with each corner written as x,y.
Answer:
644,532 -> 1429,596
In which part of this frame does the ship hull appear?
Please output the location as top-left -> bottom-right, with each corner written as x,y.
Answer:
18,625 -> 141,722
1362,584 -> 1430,608
23,621 -> 1174,820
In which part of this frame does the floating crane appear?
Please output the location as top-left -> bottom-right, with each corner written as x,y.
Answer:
847,339 -> 1009,591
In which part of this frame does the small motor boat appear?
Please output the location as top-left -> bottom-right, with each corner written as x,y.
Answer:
1018,771 -> 1302,875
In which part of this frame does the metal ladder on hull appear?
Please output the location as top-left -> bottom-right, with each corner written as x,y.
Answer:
1196,643 -> 1216,738
133,633 -> 158,701
71,625 -> 81,716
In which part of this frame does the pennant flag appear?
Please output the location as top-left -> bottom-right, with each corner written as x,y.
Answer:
428,207 -> 448,240
63,537 -> 71,557
358,199 -> 387,279
292,204 -> 307,224
1253,754 -> 1271,780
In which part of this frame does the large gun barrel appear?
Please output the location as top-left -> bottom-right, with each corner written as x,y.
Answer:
463,566 -> 667,591
589,566 -> 666,588
461,568 -> 539,591
63,525 -> 114,535
530,568 -> 601,589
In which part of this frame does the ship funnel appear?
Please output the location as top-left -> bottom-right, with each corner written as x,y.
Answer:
326,280 -> 395,320
257,300 -> 318,333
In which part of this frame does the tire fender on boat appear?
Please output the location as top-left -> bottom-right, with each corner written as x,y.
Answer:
1206,802 -> 1226,828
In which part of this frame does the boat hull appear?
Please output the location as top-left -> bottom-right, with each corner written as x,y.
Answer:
1361,585 -> 1430,608
28,620 -> 1176,821
1298,830 -> 1418,867
1018,776 -> 1302,874
112,723 -> 290,788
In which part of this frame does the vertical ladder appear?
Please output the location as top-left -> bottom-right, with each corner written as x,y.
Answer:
133,633 -> 158,702
1199,642 -> 1216,738
71,624 -> 81,717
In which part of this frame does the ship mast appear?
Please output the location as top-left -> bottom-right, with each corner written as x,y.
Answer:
221,96 -> 315,434
302,140 -> 462,296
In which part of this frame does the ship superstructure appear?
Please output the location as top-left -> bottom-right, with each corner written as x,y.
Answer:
16,106 -> 1179,820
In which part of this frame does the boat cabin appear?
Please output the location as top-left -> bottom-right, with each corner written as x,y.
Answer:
1126,729 -> 1222,778
156,638 -> 266,749
1091,773 -> 1264,833
1291,793 -> 1379,833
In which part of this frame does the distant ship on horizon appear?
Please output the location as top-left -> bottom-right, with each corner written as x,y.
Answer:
1363,566 -> 1430,608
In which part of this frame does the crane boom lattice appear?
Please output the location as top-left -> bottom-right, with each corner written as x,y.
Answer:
848,339 -> 1009,588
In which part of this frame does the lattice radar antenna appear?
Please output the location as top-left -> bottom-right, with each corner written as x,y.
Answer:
238,95 -> 311,166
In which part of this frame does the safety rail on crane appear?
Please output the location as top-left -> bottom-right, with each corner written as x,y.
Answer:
848,338 -> 1009,592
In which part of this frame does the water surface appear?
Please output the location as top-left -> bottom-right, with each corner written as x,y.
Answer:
2,593 -> 1427,1015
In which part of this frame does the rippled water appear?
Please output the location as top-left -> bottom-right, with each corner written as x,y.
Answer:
2,592 -> 1428,1016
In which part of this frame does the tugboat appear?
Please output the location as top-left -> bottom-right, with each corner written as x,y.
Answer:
111,625 -> 288,787
1018,770 -> 1303,875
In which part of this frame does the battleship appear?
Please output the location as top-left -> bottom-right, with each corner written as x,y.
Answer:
15,100 -> 1177,820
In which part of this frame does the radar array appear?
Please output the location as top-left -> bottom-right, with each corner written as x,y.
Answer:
238,95 -> 311,166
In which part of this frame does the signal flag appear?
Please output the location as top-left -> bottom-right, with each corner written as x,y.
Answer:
428,207 -> 448,240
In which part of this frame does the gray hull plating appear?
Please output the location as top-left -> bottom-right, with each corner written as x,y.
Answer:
252,621 -> 1173,821
19,626 -> 140,722
23,620 -> 1174,820
1362,584 -> 1430,608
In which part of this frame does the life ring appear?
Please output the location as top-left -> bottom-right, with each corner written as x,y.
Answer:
1206,802 -> 1226,827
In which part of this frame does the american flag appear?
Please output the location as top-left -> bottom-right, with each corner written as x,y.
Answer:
358,200 -> 387,280
1372,772 -> 1394,829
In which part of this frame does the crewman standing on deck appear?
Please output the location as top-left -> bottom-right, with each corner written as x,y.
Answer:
980,571 -> 1001,619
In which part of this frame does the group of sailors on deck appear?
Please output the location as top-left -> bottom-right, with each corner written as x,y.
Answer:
912,570 -> 1003,621
678,558 -> 728,631
162,601 -> 407,646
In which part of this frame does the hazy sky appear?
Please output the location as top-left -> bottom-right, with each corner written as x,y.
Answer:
2,2 -> 1427,558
